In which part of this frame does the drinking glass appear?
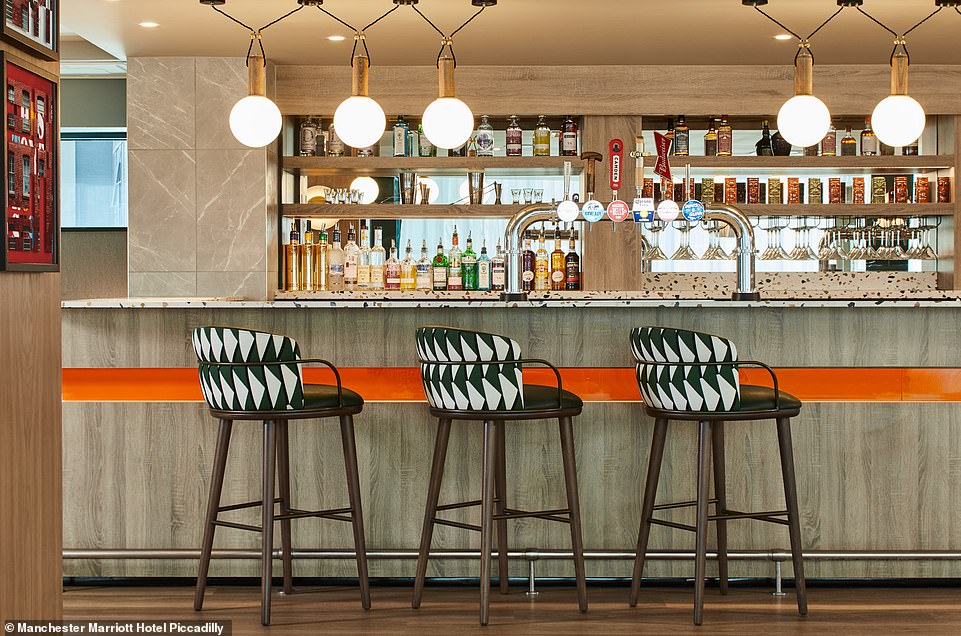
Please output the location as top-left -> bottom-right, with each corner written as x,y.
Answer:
533,189 -> 544,203
524,188 -> 534,205
642,221 -> 668,261
670,220 -> 698,261
701,220 -> 730,260
511,188 -> 523,205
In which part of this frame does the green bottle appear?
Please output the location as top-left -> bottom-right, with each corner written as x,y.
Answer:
431,239 -> 449,291
476,239 -> 492,291
461,232 -> 478,291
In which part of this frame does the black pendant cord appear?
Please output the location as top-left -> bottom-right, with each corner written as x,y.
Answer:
750,4 -> 847,65
210,3 -> 307,66
855,6 -> 945,66
409,4 -> 488,68
315,5 -> 401,67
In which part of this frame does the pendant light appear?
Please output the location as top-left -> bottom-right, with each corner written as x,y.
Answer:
872,41 -> 925,147
422,44 -> 474,150
777,43 -> 831,149
229,43 -> 283,148
333,42 -> 387,149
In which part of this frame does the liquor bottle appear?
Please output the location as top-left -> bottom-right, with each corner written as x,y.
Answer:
301,224 -> 316,290
674,115 -> 690,156
328,228 -> 346,291
534,231 -> 550,292
902,138 -> 919,156
550,228 -> 565,291
821,122 -> 837,156
717,115 -> 733,157
393,115 -> 410,157
476,115 -> 495,157
356,140 -> 378,157
416,240 -> 432,291
357,223 -> 371,289
756,121 -> 774,156
328,123 -> 345,157
452,140 -> 468,157
400,240 -> 417,291
447,227 -> 463,291
461,232 -> 478,290
431,239 -> 449,291
521,232 -> 535,292
534,115 -> 551,157
385,239 -> 401,290
285,220 -> 302,292
804,143 -> 819,157
476,239 -> 492,291
299,116 -> 318,157
344,224 -> 359,290
370,227 -> 386,290
492,240 -> 506,292
841,127 -> 857,156
565,231 -> 580,291
860,117 -> 877,156
506,115 -> 523,157
418,123 -> 436,157
467,135 -> 478,157
704,118 -> 719,157
561,115 -> 578,157
315,229 -> 329,291
665,117 -> 675,155
880,140 -> 895,156
408,129 -> 419,157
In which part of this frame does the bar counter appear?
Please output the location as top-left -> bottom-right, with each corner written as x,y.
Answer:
61,294 -> 961,581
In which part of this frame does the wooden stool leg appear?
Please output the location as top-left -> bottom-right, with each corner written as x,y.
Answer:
340,414 -> 371,610
260,420 -> 278,626
194,418 -> 233,611
776,417 -> 808,617
479,419 -> 497,626
493,420 -> 510,594
712,421 -> 729,595
275,421 -> 295,596
412,418 -> 452,609
693,420 -> 713,626
629,417 -> 668,607
559,416 -> 588,613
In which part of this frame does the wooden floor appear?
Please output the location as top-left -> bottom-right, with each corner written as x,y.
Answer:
62,584 -> 961,635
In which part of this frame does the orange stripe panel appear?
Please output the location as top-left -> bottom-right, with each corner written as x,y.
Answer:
61,367 -> 961,403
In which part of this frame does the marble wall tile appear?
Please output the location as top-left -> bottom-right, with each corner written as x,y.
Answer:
195,58 -> 248,150
128,58 -> 196,150
128,272 -> 197,298
196,271 -> 267,300
128,150 -> 197,274
195,149 -> 267,273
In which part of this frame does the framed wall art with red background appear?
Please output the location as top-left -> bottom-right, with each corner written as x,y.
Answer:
1,51 -> 57,271
1,1 -> 58,61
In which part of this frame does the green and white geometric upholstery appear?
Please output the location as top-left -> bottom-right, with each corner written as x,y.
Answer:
631,327 -> 741,412
416,327 -> 525,411
192,327 -> 305,412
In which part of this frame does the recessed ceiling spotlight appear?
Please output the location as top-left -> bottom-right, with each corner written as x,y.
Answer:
774,33 -> 793,40
139,22 -> 160,28
327,35 -> 346,41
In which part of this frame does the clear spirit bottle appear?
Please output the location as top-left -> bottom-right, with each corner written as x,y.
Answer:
385,239 -> 401,290
393,115 -> 409,157
476,239 -> 492,291
344,224 -> 359,290
299,116 -> 318,157
401,240 -> 417,291
418,123 -> 435,157
328,228 -> 346,291
357,223 -> 371,289
370,227 -> 386,290
492,240 -> 506,292
447,226 -> 463,291
476,115 -> 495,157
315,229 -> 329,291
416,240 -> 433,291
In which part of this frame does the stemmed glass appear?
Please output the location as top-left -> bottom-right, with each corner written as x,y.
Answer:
761,217 -> 790,260
789,216 -> 819,261
642,220 -> 668,261
701,220 -> 730,260
670,220 -> 699,261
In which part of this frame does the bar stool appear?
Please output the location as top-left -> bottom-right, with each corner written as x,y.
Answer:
628,326 -> 807,625
411,326 -> 588,626
191,327 -> 370,626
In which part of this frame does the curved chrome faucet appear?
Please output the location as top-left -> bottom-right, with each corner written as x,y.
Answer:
704,203 -> 759,300
501,203 -> 556,300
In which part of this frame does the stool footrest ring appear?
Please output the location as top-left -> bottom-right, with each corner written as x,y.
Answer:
276,506 -> 355,523
712,508 -> 789,525
212,520 -> 261,533
218,498 -> 282,513
653,498 -> 719,512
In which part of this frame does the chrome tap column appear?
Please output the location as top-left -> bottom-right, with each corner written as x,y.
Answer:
704,203 -> 759,300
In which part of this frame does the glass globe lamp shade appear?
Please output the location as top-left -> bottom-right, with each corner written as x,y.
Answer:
333,96 -> 386,149
872,95 -> 925,148
349,177 -> 380,204
229,96 -> 283,148
776,94 -> 831,149
422,97 -> 474,150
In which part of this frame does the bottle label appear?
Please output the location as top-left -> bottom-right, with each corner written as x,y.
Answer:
718,131 -> 732,153
675,133 -> 689,155
477,262 -> 491,289
357,265 -> 371,285
562,132 -> 577,154
492,265 -> 506,287
328,128 -> 344,155
448,266 -> 462,288
522,270 -> 534,283
551,270 -> 565,283
345,257 -> 357,280
300,126 -> 317,154
507,129 -> 522,156
477,132 -> 494,154
534,137 -> 550,154
433,268 -> 447,284
393,126 -> 407,156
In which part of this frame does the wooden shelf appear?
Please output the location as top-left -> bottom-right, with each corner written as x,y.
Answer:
281,155 -> 584,177
659,155 -> 955,174
736,203 -> 952,217
282,204 -> 522,219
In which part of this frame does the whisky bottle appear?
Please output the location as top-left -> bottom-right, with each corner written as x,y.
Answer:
385,239 -> 401,290
506,115 -> 523,157
416,240 -> 433,291
880,140 -> 895,156
476,240 -> 492,291
344,224 -> 359,290
756,121 -> 774,157
534,231 -> 550,292
476,115 -> 495,157
447,227 -> 463,291
860,117 -> 877,156
717,116 -> 733,157
401,240 -> 417,291
315,229 -> 329,291
821,123 -> 837,156
285,220 -> 302,292
561,115 -> 578,157
418,123 -> 436,157
674,115 -> 690,156
299,116 -> 318,157
357,223 -> 371,289
534,115 -> 551,157
328,123 -> 345,157
393,115 -> 410,157
841,127 -> 857,156
521,232 -> 535,292
431,239 -> 449,291
461,232 -> 478,290
370,227 -> 386,290
550,227 -> 565,291
704,118 -> 719,157
666,117 -> 675,155
301,224 -> 316,291
328,228 -> 346,291
492,240 -> 506,292
565,231 -> 580,291
902,138 -> 919,156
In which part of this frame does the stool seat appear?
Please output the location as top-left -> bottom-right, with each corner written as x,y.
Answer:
740,385 -> 801,411
304,383 -> 364,409
523,384 -> 584,411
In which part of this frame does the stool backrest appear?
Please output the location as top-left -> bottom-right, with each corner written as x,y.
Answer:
631,326 -> 741,412
192,327 -> 305,412
416,326 -> 526,411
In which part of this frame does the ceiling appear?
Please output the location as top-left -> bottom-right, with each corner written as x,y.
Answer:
62,0 -> 961,66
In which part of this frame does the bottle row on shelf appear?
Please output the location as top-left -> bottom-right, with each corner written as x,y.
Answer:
297,115 -> 580,158
283,222 -> 583,294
